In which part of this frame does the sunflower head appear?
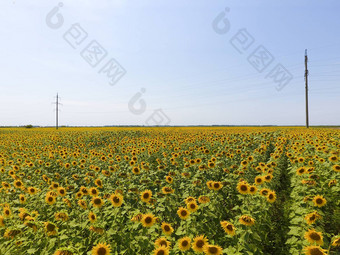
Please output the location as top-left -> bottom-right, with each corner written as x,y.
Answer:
304,229 -> 324,245
254,176 -> 264,185
91,242 -> 111,255
45,195 -> 56,205
237,182 -> 249,194
187,202 -> 199,213
312,195 -> 327,207
178,237 -> 191,251
304,211 -> 322,225
239,215 -> 255,226
303,245 -> 327,255
203,244 -> 223,255
89,187 -> 99,196
141,190 -> 152,203
260,188 -> 269,196
92,197 -> 104,208
88,211 -> 97,223
44,222 -> 58,236
141,213 -> 156,227
332,165 -> 340,172
161,222 -> 174,235
267,191 -> 276,203
212,181 -> 223,191
332,237 -> 340,247
198,195 -> 210,204
192,235 -> 208,253
110,193 -> 123,207
154,237 -> 171,249
177,207 -> 190,220
152,246 -> 169,255
249,185 -> 257,195
220,221 -> 236,236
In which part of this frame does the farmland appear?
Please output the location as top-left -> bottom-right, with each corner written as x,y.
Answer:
0,127 -> 339,255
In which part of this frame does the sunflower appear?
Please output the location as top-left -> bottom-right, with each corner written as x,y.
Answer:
27,186 -> 37,195
192,235 -> 208,253
177,207 -> 190,220
304,211 -> 322,225
248,185 -> 257,195
297,167 -> 306,176
92,197 -> 104,208
267,191 -> 276,203
198,196 -> 210,204
185,196 -> 196,204
132,167 -> 140,175
304,229 -> 323,245
13,180 -> 24,189
206,181 -> 214,190
239,215 -> 255,226
328,155 -> 338,162
161,222 -> 174,235
47,190 -> 58,197
259,188 -> 269,196
140,190 -> 152,203
89,187 -> 99,197
303,245 -> 327,255
312,195 -> 327,207
165,176 -> 173,184
2,182 -> 10,189
154,237 -> 171,249
141,213 -> 156,227
45,195 -> 56,205
220,221 -> 236,236
332,237 -> 340,247
187,201 -> 199,213
19,194 -> 26,204
55,212 -> 68,222
178,237 -> 191,251
212,182 -> 223,191
131,213 -> 143,222
153,246 -> 169,255
298,157 -> 305,163
94,179 -> 103,188
254,176 -> 264,185
203,244 -> 223,255
264,174 -> 273,182
78,200 -> 87,209
181,172 -> 191,178
88,211 -> 97,223
328,179 -> 337,187
89,226 -> 104,235
91,242 -> 111,255
80,186 -> 89,196
332,165 -> 340,172
207,161 -> 215,168
44,222 -> 58,236
57,187 -> 66,197
3,229 -> 21,239
162,187 -> 174,194
110,193 -> 123,207
237,182 -> 249,194
51,182 -> 59,189
0,215 -> 5,227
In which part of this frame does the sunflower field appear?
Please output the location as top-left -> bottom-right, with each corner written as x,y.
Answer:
0,127 -> 339,255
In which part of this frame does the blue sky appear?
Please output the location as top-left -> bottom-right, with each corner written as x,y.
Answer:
1,0 -> 339,126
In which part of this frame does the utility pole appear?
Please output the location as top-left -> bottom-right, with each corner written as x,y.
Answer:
53,93 -> 61,130
305,49 -> 309,128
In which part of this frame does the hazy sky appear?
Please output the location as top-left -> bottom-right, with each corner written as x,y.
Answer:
1,0 -> 340,126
